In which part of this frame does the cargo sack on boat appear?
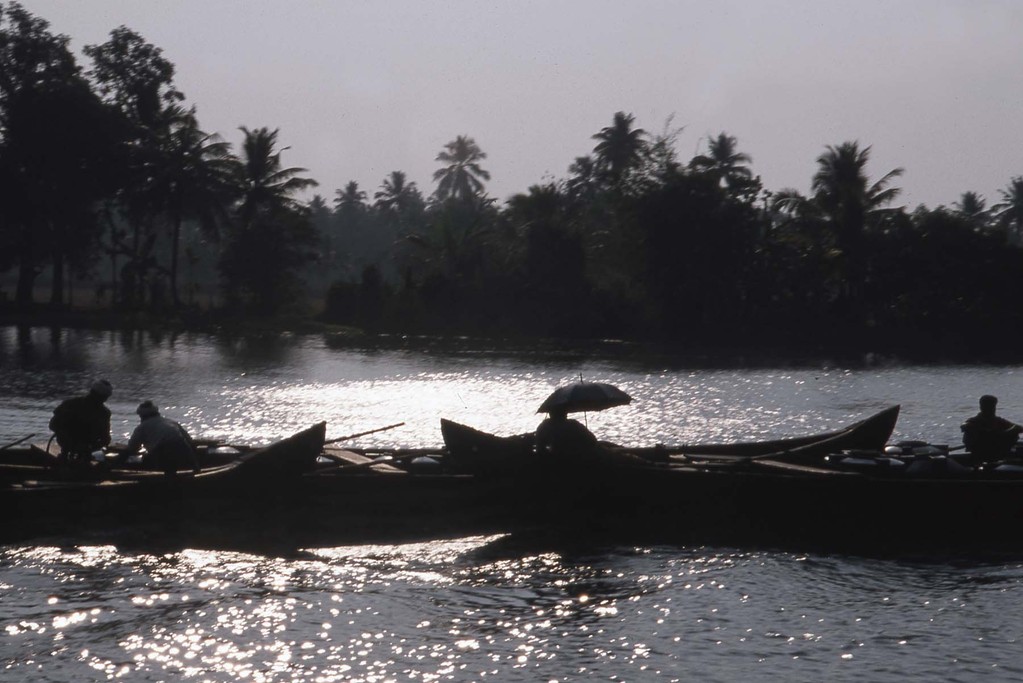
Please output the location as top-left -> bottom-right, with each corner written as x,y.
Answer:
905,455 -> 972,476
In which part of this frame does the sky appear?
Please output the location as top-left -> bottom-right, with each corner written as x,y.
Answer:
18,0 -> 1023,210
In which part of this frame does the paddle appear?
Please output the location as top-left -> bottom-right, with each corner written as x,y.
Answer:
0,433 -> 36,451
325,422 -> 405,445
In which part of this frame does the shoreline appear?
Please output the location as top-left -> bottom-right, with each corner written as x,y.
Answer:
2,307 -> 1021,369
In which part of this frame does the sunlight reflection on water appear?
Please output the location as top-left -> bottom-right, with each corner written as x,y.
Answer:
5,539 -> 1023,682
6,329 -> 1023,680
4,327 -> 1021,450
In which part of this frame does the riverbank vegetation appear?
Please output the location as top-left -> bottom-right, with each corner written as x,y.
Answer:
3,3 -> 1023,359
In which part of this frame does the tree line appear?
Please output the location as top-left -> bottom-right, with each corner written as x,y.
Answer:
3,3 -> 1023,357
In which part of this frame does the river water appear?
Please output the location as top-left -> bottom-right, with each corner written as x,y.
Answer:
2,326 -> 1022,681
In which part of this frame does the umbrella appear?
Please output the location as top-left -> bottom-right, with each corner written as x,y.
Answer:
536,382 -> 632,414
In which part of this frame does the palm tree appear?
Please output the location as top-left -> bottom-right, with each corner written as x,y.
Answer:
993,177 -> 1023,245
953,191 -> 989,232
374,171 -> 420,213
432,135 -> 490,202
565,155 -> 599,204
235,126 -> 317,226
591,111 -> 647,187
334,180 -> 366,213
220,126 -> 319,313
689,132 -> 753,191
153,110 -> 237,306
333,180 -> 368,258
374,171 -> 425,247
810,141 -> 903,308
811,142 -> 903,227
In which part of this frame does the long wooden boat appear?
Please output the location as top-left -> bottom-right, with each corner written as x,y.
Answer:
0,429 -> 317,487
666,404 -> 901,459
439,405 -> 901,473
435,410 -> 1023,554
10,407 -> 1023,556
0,423 -> 326,546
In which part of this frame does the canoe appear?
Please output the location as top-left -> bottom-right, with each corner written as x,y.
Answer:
440,405 -> 901,473
655,404 -> 901,459
0,428 -> 316,487
0,422 -> 326,545
297,441 -> 1023,554
437,412 -> 1023,554
10,411 -> 1023,556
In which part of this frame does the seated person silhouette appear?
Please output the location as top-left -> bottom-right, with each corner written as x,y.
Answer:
535,408 -> 598,461
961,395 -> 1022,466
534,408 -> 650,470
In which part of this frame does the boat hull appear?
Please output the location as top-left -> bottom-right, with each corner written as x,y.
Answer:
0,423 -> 328,548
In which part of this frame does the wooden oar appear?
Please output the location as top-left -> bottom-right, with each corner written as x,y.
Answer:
325,422 -> 405,445
0,433 -> 36,451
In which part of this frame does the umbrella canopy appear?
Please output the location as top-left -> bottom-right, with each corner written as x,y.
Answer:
536,382 -> 632,414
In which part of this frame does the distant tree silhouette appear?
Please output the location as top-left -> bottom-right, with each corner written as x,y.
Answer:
0,3 -> 123,307
374,170 -> 423,219
219,206 -> 318,315
689,132 -> 754,194
85,25 -> 185,308
150,110 -> 236,306
84,26 -> 182,131
373,171 -> 425,279
505,183 -> 597,335
591,111 -> 647,189
802,142 -> 900,316
993,177 -> 1023,245
334,180 -> 367,214
406,195 -> 498,284
953,191 -> 990,233
220,126 -> 318,313
565,155 -> 600,205
9,2 -> 1023,360
330,180 -> 370,277
432,135 -> 490,202
637,170 -> 760,337
641,116 -> 685,185
235,126 -> 317,226
506,183 -> 565,227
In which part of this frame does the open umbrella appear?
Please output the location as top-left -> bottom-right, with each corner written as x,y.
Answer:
536,382 -> 632,414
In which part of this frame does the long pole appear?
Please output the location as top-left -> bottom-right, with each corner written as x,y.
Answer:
324,422 -> 405,446
0,433 -> 36,451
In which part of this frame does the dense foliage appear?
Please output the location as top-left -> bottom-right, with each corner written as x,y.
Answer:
2,3 -> 1023,357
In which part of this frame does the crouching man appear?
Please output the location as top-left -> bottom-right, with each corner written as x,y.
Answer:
122,400 -> 199,476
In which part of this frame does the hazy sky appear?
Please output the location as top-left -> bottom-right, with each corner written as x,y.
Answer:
19,0 -> 1023,209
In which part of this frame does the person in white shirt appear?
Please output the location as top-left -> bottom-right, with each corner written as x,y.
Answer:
122,400 -> 199,475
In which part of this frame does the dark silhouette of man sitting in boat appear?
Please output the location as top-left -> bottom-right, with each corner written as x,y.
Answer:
49,379 -> 113,463
535,408 -> 648,468
119,401 -> 199,476
536,408 -> 599,461
961,395 -> 1022,466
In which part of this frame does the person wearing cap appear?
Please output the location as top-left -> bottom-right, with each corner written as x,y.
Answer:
121,401 -> 199,476
48,380 -> 113,462
961,395 -> 1023,467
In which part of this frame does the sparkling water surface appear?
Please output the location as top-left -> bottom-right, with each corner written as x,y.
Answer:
2,327 -> 1023,681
